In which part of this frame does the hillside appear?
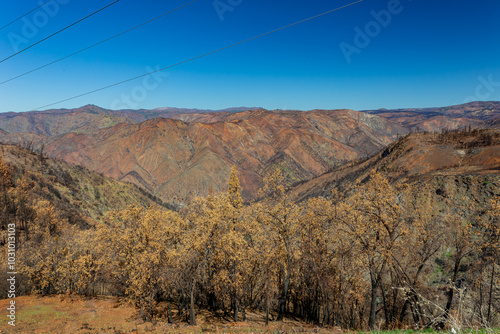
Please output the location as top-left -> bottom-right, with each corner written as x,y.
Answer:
365,101 -> 500,132
0,143 -> 166,226
31,109 -> 405,204
0,105 -> 133,137
1,128 -> 499,332
1,102 -> 499,205
1,102 -> 498,137
289,128 -> 500,202
0,105 -> 258,136
109,106 -> 259,123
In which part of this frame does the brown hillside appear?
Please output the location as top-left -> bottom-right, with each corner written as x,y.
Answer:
0,105 -> 257,135
0,105 -> 133,136
35,109 -> 405,204
0,144 -> 166,226
2,102 -> 500,205
289,129 -> 500,202
365,101 -> 500,132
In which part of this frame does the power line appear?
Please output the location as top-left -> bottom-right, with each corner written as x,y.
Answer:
34,0 -> 364,111
0,0 -> 201,86
0,0 -> 53,32
0,0 -> 120,64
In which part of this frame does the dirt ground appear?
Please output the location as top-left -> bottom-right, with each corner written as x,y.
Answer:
0,295 -> 345,333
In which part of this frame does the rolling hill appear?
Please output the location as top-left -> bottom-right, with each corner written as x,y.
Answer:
1,106 -> 500,332
1,102 -> 499,205
35,109 -> 405,204
0,143 -> 168,227
364,101 -> 500,132
0,105 -> 258,136
288,128 -> 500,202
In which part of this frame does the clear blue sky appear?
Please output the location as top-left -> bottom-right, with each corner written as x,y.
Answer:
0,0 -> 499,112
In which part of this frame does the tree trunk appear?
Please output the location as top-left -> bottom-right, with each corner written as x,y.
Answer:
409,294 -> 421,327
178,290 -> 184,314
265,291 -> 270,326
277,259 -> 291,321
399,296 -> 409,324
233,298 -> 239,322
189,279 -> 196,325
440,256 -> 461,329
487,263 -> 495,324
369,276 -> 379,329
380,283 -> 389,328
140,305 -> 146,322
168,302 -> 173,323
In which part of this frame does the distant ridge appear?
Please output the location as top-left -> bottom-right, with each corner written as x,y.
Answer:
152,106 -> 261,113
0,102 -> 499,205
363,101 -> 500,132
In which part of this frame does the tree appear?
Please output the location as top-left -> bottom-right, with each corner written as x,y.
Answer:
256,167 -> 301,321
228,166 -> 242,210
394,190 -> 445,327
226,166 -> 246,320
97,205 -> 185,322
0,155 -> 13,236
478,197 -> 500,325
18,201 -> 66,295
178,167 -> 251,324
338,172 -> 410,329
438,194 -> 479,329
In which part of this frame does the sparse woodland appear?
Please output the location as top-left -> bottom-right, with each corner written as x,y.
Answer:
0,151 -> 499,331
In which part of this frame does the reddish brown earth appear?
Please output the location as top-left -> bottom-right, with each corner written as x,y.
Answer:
0,105 -> 256,136
1,102 -> 499,205
289,129 -> 500,202
0,106 -> 132,136
35,109 -> 404,204
2,101 -> 498,137
365,101 -> 500,132
0,295 -> 342,333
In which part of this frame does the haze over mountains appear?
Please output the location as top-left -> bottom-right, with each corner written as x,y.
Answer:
0,102 -> 499,205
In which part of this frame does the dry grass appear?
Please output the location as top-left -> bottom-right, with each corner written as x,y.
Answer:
0,295 -> 344,333
1,296 -> 496,333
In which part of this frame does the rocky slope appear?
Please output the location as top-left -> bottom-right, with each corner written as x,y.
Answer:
18,109 -> 404,205
288,128 -> 500,202
0,144 -> 168,226
1,102 -> 499,205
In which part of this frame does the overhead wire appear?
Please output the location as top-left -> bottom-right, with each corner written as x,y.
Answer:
0,0 -> 121,64
0,0 -> 201,85
0,0 -> 53,31
34,0 -> 365,110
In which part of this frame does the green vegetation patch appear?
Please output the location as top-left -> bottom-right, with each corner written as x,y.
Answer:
17,303 -> 69,323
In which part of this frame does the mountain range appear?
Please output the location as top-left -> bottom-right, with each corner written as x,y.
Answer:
0,102 -> 499,205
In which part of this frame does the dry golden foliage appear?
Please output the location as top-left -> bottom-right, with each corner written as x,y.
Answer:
9,164 -> 500,330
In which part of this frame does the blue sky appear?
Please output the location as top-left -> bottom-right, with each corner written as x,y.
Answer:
0,0 -> 499,112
